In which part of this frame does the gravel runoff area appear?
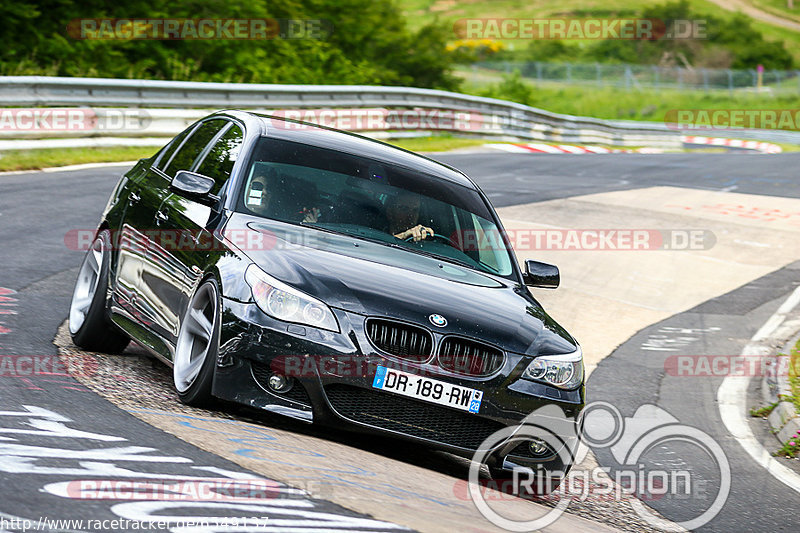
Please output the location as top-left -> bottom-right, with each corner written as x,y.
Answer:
54,321 -> 684,533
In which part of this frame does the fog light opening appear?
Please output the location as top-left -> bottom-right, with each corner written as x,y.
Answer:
267,373 -> 294,393
529,438 -> 551,456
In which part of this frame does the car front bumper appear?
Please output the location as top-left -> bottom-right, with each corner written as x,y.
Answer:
213,299 -> 585,469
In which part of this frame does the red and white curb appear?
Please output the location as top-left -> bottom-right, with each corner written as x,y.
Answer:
680,135 -> 782,154
484,142 -> 662,154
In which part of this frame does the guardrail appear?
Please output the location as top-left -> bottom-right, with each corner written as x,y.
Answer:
1,76 -> 798,148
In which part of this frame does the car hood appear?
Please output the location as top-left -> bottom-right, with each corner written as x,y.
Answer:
225,214 -> 576,355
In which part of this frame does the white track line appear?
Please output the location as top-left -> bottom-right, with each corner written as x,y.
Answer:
555,144 -> 588,154
717,285 -> 800,494
483,143 -> 532,153
680,135 -> 781,154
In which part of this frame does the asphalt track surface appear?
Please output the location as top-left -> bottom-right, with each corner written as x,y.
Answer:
0,165 -> 407,531
1,152 -> 800,531
434,152 -> 800,532
433,152 -> 800,207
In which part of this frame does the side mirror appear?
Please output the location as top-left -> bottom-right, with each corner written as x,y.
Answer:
523,260 -> 560,289
170,170 -> 218,205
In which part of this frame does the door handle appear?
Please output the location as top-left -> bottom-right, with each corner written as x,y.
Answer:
155,210 -> 169,225
129,191 -> 141,205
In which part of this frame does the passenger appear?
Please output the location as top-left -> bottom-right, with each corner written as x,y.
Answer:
385,190 -> 434,242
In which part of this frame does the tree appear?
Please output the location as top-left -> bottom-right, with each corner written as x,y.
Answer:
0,0 -> 460,89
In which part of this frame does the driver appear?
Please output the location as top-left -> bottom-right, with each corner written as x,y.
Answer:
385,190 -> 434,242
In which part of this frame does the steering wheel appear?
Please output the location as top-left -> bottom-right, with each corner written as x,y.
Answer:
403,232 -> 458,247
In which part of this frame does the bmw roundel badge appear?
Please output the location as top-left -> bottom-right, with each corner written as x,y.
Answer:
428,314 -> 447,327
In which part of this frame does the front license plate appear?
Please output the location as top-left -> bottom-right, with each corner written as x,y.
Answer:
372,366 -> 483,414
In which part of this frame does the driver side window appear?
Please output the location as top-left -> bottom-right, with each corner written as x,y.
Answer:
194,124 -> 244,194
153,126 -> 193,171
163,119 -> 228,178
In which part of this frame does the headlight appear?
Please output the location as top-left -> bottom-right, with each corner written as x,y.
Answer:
522,346 -> 583,389
244,264 -> 339,332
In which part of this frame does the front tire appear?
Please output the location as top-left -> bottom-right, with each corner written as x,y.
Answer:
69,229 -> 129,353
173,278 -> 220,406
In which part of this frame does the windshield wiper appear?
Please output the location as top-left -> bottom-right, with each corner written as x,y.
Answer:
476,259 -> 501,274
306,223 -> 399,247
403,247 -> 478,271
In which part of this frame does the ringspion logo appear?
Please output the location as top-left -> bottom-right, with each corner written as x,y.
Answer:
468,402 -> 729,531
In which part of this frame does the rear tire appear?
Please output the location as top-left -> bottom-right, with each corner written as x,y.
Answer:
173,278 -> 220,407
69,229 -> 129,353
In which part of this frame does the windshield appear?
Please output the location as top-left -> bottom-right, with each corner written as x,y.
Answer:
235,136 -> 515,278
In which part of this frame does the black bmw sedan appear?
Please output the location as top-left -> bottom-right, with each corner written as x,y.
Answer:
69,110 -> 584,479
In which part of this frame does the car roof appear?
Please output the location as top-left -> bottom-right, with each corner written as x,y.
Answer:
215,110 -> 478,190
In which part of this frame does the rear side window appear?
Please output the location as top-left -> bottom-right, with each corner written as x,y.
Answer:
153,126 -> 194,171
195,124 -> 244,194
164,119 -> 228,178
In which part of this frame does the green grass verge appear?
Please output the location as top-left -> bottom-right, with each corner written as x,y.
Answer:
385,135 -> 489,152
789,339 -> 800,413
0,146 -> 157,172
771,142 -> 800,152
461,75 -> 800,140
0,137 -> 486,173
775,339 -> 800,458
751,402 -> 779,417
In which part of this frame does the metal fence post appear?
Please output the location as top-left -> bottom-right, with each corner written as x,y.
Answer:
727,70 -> 733,95
596,63 -> 602,87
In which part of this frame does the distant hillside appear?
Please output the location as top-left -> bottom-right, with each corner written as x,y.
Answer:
396,0 -> 800,65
